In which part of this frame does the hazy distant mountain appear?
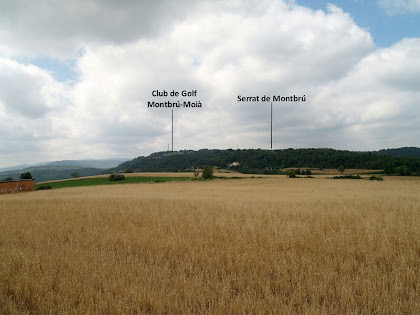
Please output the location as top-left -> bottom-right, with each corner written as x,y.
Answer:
0,158 -> 131,173
0,164 -> 33,172
45,158 -> 131,169
0,161 -> 49,172
0,165 -> 105,183
0,158 -> 131,183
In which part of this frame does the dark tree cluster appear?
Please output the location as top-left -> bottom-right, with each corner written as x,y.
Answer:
110,148 -> 420,175
109,174 -> 125,181
295,169 -> 312,175
19,172 -> 33,179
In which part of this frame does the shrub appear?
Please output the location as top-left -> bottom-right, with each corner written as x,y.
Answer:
20,172 -> 33,179
395,165 -> 410,176
296,169 -> 312,175
369,175 -> 384,181
332,175 -> 362,180
286,169 -> 297,178
202,166 -> 214,180
109,174 -> 125,181
384,162 -> 395,175
3,177 -> 14,181
125,169 -> 134,173
36,185 -> 52,190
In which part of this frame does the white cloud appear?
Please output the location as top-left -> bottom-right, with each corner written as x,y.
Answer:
0,58 -> 72,164
377,0 -> 420,14
0,0 -> 419,167
0,0 -> 204,58
306,38 -> 420,149
0,58 -> 69,118
65,1 -> 375,154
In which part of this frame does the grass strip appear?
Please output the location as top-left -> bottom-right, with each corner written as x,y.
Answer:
36,176 -> 191,189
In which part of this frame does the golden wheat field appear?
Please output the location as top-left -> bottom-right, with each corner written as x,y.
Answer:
1,176 -> 420,314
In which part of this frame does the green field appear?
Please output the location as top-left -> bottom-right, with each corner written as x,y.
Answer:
36,176 -> 191,189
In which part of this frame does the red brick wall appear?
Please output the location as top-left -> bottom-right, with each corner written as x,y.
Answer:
0,180 -> 35,194
18,180 -> 35,192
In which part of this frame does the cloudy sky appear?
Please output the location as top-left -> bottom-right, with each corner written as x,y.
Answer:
1,0 -> 419,167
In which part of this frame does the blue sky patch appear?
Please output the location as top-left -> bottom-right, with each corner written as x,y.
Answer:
30,57 -> 78,83
296,0 -> 420,47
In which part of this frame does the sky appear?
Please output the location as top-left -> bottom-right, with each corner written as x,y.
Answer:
0,0 -> 419,167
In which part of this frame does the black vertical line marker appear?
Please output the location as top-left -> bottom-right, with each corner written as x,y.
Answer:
172,109 -> 174,153
271,102 -> 273,149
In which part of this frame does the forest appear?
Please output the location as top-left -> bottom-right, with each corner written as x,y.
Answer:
112,147 -> 420,175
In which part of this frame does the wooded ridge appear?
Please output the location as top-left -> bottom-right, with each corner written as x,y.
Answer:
112,147 -> 420,175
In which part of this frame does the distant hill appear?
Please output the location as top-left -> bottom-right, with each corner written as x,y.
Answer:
376,147 -> 420,158
0,164 -> 33,172
0,162 -> 47,172
0,165 -> 105,183
0,158 -> 131,174
111,148 -> 420,175
45,158 -> 131,169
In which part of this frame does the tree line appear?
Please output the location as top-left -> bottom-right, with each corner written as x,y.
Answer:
112,148 -> 420,175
